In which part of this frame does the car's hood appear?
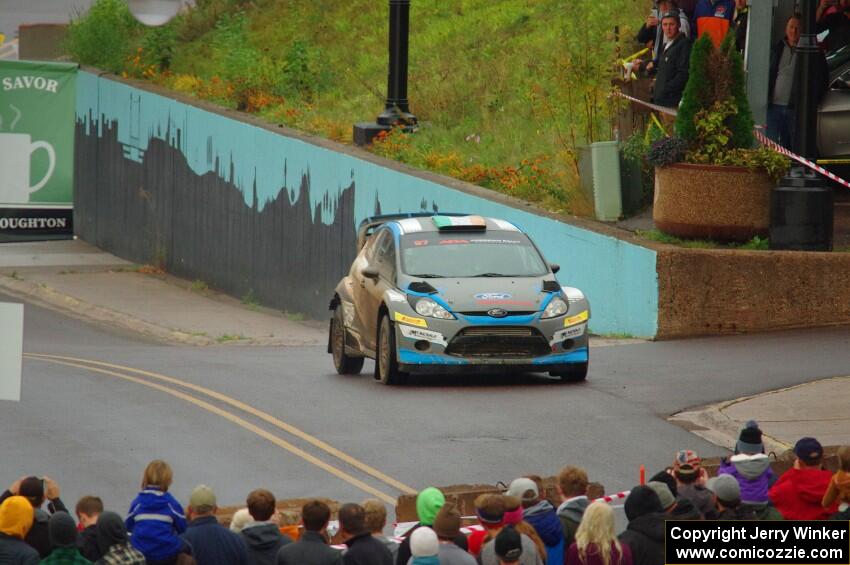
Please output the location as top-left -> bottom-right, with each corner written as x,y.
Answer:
407,276 -> 555,313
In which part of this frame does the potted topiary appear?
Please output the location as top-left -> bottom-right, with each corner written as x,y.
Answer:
650,33 -> 789,242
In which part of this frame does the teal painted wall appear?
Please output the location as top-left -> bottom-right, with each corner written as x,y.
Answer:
76,71 -> 659,337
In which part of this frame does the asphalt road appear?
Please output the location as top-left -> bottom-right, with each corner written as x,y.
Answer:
3,291 -> 850,517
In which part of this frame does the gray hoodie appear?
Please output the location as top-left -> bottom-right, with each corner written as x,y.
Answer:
556,496 -> 589,548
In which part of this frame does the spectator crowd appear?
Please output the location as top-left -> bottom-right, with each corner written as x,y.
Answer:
632,0 -> 846,149
1,423 -> 848,565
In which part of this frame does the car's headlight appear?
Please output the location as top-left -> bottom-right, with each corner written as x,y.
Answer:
541,296 -> 568,319
414,298 -> 455,320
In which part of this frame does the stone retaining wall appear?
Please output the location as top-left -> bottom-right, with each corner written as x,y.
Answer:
656,247 -> 850,338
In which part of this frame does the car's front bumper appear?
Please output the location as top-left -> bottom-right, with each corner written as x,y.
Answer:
393,309 -> 589,374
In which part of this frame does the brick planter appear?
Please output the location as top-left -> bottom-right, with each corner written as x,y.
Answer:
653,163 -> 774,242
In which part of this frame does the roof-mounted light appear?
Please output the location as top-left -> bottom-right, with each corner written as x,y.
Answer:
431,215 -> 487,232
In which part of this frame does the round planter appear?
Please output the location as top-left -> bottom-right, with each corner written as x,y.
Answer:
653,162 -> 774,242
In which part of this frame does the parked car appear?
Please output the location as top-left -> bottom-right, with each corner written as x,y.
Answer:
328,213 -> 590,385
819,57 -> 850,160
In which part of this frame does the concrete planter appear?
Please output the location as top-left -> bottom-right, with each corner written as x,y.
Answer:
653,163 -> 773,242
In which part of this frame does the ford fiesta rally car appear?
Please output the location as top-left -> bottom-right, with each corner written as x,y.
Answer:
328,213 -> 590,385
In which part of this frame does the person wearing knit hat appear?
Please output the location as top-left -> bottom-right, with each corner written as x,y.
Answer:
410,527 -> 439,565
40,512 -> 89,564
770,437 -> 838,520
718,422 -> 777,518
396,488 -> 466,565
96,511 -> 145,565
415,488 -> 444,527
229,508 -> 252,533
467,493 -> 505,558
502,496 -> 546,565
432,503 -> 476,565
0,495 -> 40,565
617,486 -> 664,565
672,450 -> 714,518
735,420 -> 765,454
646,482 -> 675,512
478,516 -> 544,565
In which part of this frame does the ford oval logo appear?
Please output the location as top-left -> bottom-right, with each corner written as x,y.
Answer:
487,308 -> 508,318
475,292 -> 512,300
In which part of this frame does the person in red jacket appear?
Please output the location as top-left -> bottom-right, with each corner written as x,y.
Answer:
769,437 -> 839,520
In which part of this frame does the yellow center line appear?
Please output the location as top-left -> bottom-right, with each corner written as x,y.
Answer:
25,352 -> 416,495
26,355 -> 398,505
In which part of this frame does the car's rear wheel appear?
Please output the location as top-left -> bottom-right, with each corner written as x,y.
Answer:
331,305 -> 364,375
552,361 -> 588,382
375,314 -> 404,385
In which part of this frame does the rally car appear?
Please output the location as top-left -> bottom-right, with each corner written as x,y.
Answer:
327,213 -> 590,385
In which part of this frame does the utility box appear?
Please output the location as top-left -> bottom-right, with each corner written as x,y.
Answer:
578,141 -> 623,221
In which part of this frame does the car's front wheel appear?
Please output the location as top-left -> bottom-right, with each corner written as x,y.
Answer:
331,305 -> 364,375
375,314 -> 404,385
551,361 -> 588,382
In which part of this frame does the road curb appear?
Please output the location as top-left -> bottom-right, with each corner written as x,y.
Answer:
668,385 -> 817,454
0,273 -> 216,345
0,273 -> 319,347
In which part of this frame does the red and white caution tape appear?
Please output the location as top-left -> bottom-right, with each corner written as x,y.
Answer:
594,490 -> 630,504
614,90 -> 678,116
612,90 -> 850,189
753,129 -> 850,189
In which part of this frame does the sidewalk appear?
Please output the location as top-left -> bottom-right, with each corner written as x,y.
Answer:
1,239 -> 846,455
670,375 -> 850,453
0,239 -> 326,346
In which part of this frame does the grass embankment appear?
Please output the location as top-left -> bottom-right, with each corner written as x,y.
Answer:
66,0 -> 649,216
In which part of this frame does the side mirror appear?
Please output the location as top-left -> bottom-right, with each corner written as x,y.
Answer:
550,263 -> 560,274
362,266 -> 380,280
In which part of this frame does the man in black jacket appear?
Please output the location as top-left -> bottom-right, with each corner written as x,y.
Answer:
0,476 -> 68,559
339,504 -> 392,565
618,486 -> 665,565
647,10 -> 692,109
276,500 -> 341,565
182,485 -> 249,565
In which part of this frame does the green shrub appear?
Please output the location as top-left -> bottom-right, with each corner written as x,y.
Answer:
281,40 -> 330,100
675,34 -> 713,143
721,33 -> 754,148
142,23 -> 178,71
64,0 -> 140,73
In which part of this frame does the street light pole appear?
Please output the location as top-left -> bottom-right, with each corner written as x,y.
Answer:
769,0 -> 833,251
354,0 -> 418,146
378,0 -> 416,126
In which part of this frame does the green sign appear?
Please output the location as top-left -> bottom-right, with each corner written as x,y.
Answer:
0,60 -> 77,207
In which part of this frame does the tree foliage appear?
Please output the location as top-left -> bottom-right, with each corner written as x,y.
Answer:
675,31 -> 754,149
64,0 -> 140,73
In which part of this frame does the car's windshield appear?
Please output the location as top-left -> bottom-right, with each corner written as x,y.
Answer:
400,231 -> 548,278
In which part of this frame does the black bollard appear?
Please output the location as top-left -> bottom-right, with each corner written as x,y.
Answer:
770,173 -> 833,251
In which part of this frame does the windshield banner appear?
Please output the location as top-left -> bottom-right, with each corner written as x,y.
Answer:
0,60 -> 77,242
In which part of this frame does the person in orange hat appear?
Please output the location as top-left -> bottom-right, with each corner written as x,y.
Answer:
0,495 -> 39,564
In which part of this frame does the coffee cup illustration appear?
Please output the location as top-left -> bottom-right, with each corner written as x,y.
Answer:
0,133 -> 56,203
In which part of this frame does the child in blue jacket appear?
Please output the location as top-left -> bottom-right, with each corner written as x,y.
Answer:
126,459 -> 188,565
